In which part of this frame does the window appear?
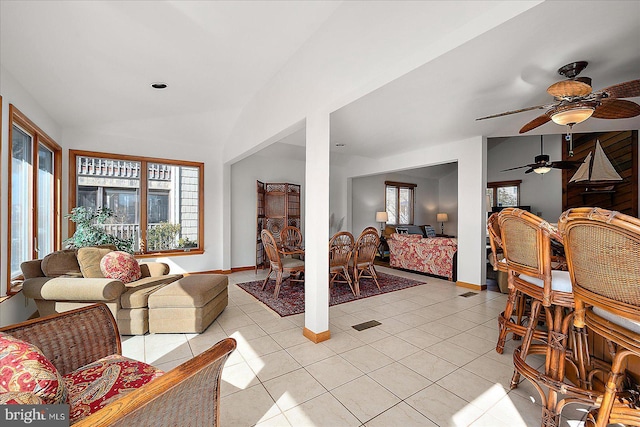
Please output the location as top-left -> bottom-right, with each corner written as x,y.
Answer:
70,151 -> 204,256
385,181 -> 416,225
8,105 -> 62,292
487,180 -> 521,209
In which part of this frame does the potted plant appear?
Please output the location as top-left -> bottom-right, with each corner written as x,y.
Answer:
65,206 -> 134,253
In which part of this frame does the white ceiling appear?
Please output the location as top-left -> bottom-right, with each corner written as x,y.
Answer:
0,1 -> 341,127
1,1 -> 639,162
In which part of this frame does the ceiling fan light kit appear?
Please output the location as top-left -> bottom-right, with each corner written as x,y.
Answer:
550,106 -> 594,125
476,61 -> 640,140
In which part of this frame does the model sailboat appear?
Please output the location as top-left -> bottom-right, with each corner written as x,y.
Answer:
569,140 -> 622,192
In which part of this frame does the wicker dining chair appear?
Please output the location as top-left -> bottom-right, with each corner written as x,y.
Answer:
498,208 -> 597,427
559,207 -> 640,427
329,231 -> 356,296
261,229 -> 305,298
351,228 -> 381,297
490,212 -> 542,354
280,225 -> 303,250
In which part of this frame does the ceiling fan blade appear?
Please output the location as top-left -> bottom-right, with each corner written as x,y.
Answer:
519,114 -> 551,133
524,168 -> 535,174
599,79 -> 640,99
550,160 -> 581,169
501,165 -> 529,172
476,104 -> 550,121
592,99 -> 640,119
547,80 -> 592,98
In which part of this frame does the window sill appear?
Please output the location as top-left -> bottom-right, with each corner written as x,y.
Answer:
136,249 -> 204,259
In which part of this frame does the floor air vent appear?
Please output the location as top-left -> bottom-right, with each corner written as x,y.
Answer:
352,320 -> 381,331
459,292 -> 478,298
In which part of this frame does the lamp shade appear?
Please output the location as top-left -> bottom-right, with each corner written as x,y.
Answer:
436,213 -> 448,223
550,107 -> 594,125
375,211 -> 388,222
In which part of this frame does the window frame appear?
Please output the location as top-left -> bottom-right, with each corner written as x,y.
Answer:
487,180 -> 522,209
69,150 -> 205,257
7,105 -> 62,294
384,181 -> 416,225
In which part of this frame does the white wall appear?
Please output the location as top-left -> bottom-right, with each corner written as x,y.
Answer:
347,136 -> 486,287
1,66 -> 62,322
438,168 -> 459,236
351,172 -> 440,235
488,134 -> 563,222
230,152 -> 306,269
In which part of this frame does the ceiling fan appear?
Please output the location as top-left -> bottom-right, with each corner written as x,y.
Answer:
502,136 -> 580,175
477,61 -> 640,135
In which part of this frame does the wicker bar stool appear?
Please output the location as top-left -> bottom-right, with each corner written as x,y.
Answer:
559,207 -> 640,427
499,208 -> 598,427
490,212 -> 545,353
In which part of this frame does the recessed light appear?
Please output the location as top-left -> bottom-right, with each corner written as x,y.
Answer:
335,143 -> 346,147
151,82 -> 168,89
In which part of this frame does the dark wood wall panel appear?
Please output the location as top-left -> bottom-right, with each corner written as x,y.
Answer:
562,130 -> 638,217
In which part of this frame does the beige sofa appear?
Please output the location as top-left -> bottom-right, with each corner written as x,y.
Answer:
21,246 -> 182,335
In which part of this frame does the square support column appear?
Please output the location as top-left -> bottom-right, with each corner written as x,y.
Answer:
303,112 -> 331,343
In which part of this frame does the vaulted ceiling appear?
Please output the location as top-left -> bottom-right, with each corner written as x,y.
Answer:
2,1 -> 638,161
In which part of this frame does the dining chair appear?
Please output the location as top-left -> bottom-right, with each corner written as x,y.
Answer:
261,229 -> 304,298
280,225 -> 303,250
559,207 -> 640,427
351,228 -> 380,297
498,208 -> 597,427
329,231 -> 355,296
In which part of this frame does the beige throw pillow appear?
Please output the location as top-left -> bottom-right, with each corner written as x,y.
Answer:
76,247 -> 114,278
41,249 -> 82,277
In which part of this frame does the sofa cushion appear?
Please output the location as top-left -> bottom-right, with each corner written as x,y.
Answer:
64,354 -> 163,424
120,274 -> 183,309
41,249 -> 82,278
0,391 -> 46,404
0,333 -> 67,404
100,251 -> 142,284
77,247 -> 114,278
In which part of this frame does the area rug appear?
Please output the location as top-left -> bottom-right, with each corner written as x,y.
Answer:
236,272 -> 426,317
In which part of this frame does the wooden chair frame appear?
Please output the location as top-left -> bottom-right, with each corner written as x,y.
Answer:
261,229 -> 305,298
559,207 -> 640,427
352,228 -> 380,297
0,304 -> 236,427
329,231 -> 355,296
499,208 -> 598,427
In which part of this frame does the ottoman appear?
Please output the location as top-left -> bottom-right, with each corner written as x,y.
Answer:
148,274 -> 228,333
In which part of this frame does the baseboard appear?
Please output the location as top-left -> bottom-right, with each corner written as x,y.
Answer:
456,281 -> 487,291
303,327 -> 331,343
183,266 -> 256,275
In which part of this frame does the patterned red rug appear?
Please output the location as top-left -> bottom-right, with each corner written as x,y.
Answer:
236,272 -> 426,317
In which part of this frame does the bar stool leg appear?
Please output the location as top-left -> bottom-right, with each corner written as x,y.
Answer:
497,286 -> 518,354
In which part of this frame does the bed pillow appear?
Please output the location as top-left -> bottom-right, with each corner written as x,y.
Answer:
100,251 -> 141,284
0,333 -> 67,404
424,225 -> 437,238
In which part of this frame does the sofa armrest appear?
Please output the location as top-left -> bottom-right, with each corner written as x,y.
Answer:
140,262 -> 170,278
23,277 -> 126,301
20,259 -> 45,279
0,304 -> 120,376
74,338 -> 237,427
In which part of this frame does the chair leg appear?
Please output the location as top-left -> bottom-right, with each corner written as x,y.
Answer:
595,349 -> 634,427
511,299 -> 542,389
261,265 -> 273,290
273,270 -> 284,298
369,265 -> 380,290
343,266 -> 356,296
353,267 -> 361,297
496,286 -> 518,354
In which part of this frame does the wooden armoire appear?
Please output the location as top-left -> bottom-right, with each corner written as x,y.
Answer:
256,181 -> 301,269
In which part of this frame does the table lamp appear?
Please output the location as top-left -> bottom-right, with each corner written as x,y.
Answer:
436,213 -> 448,235
375,211 -> 388,235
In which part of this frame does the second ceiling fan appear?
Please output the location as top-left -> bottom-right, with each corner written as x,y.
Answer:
502,136 -> 580,175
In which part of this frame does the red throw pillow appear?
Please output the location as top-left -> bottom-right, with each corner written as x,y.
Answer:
0,333 -> 67,404
100,251 -> 142,284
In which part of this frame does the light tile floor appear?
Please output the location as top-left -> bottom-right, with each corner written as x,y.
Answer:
122,266 -> 592,426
